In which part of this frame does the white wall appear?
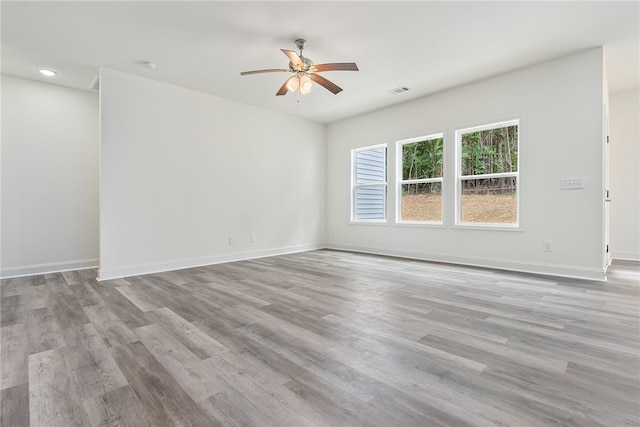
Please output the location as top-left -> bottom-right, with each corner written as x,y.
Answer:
1,74 -> 99,277
326,49 -> 606,280
99,69 -> 325,280
609,89 -> 640,261
3,51 -> 621,281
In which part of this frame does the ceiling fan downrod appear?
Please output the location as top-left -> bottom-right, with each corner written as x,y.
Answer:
295,39 -> 307,57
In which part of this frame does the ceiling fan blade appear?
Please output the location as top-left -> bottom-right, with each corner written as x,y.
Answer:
281,49 -> 304,70
240,69 -> 290,76
310,63 -> 359,73
309,73 -> 343,94
276,77 -> 297,96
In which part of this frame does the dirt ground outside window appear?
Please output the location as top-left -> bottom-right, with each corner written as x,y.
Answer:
401,194 -> 516,223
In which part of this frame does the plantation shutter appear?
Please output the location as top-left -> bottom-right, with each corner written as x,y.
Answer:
354,147 -> 386,220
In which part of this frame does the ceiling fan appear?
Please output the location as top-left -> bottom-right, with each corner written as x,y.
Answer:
240,39 -> 359,96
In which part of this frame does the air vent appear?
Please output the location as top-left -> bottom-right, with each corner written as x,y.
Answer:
90,76 -> 100,91
388,86 -> 409,95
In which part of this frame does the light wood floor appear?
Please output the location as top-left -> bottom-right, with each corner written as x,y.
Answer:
1,250 -> 639,426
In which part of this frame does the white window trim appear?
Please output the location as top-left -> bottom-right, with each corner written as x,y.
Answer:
454,119 -> 520,229
351,143 -> 388,223
396,133 -> 444,225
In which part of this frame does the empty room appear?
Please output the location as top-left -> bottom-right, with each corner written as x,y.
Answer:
1,1 -> 639,426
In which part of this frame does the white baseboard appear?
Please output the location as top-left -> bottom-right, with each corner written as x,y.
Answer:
97,243 -> 324,281
326,243 -> 606,281
0,259 -> 99,279
612,251 -> 640,262
3,243 -> 612,282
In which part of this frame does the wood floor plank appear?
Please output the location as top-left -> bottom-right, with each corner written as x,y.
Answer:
28,348 -> 91,427
481,364 -> 637,426
62,269 -> 98,285
62,324 -> 128,398
325,314 -> 488,379
506,333 -> 639,379
61,270 -> 85,286
110,341 -> 213,427
239,278 -> 312,305
44,273 -> 73,296
82,385 -> 153,427
69,282 -> 104,307
236,321 -> 396,403
134,323 -> 224,402
1,324 -> 29,390
114,285 -> 163,312
201,280 -> 273,308
1,276 -> 36,298
81,303 -> 138,348
88,282 -> 151,329
0,295 -> 26,327
0,382 -> 29,427
220,327 -> 309,381
191,308 -> 263,354
198,388 -> 263,427
366,381 -> 478,427
215,345 -> 292,387
26,307 -> 65,355
24,285 -> 50,311
418,331 -> 569,375
203,355 -> 326,427
50,293 -> 90,331
124,277 -> 215,322
146,307 -> 228,359
283,371 -> 408,427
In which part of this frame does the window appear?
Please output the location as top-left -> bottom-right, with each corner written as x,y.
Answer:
397,134 -> 444,223
352,145 -> 387,222
456,120 -> 519,226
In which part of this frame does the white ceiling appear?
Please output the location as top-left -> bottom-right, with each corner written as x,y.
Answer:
2,1 -> 638,124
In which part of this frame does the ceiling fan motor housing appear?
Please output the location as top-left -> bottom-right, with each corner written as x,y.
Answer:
291,56 -> 314,72
291,39 -> 313,72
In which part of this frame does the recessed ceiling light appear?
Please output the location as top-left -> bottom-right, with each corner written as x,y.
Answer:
39,69 -> 57,77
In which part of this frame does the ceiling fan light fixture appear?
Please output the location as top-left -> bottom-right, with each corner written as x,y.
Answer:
286,76 -> 300,92
299,74 -> 312,94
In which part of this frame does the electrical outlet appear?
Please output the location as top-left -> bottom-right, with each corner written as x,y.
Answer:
228,236 -> 235,245
543,241 -> 552,252
250,234 -> 256,243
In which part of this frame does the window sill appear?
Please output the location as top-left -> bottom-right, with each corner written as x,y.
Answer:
452,223 -> 522,232
350,220 -> 389,226
394,221 -> 445,229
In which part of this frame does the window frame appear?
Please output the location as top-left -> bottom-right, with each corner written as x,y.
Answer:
454,119 -> 520,229
351,143 -> 388,223
396,133 -> 444,225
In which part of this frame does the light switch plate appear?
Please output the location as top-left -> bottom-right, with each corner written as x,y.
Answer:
560,178 -> 584,189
